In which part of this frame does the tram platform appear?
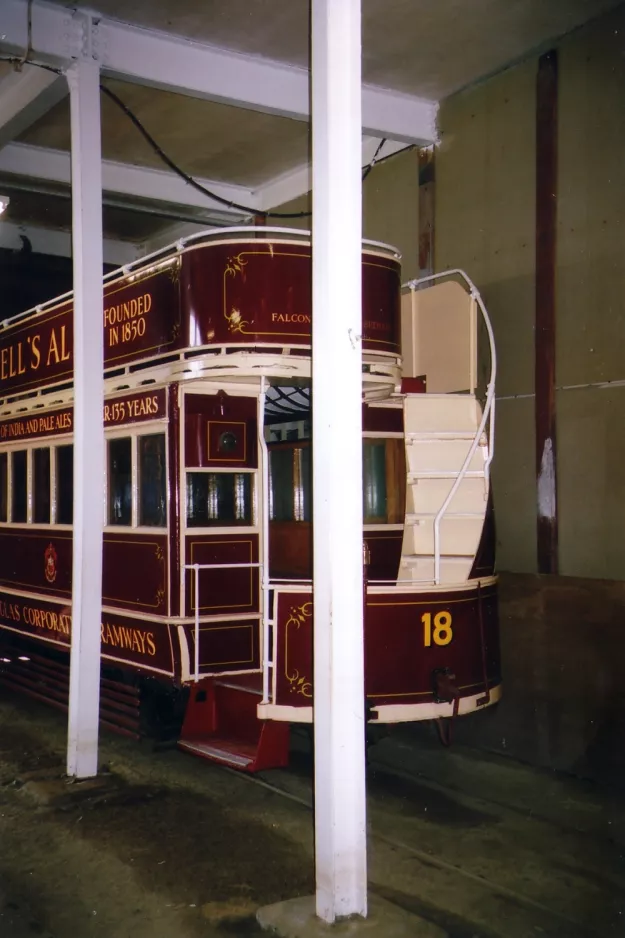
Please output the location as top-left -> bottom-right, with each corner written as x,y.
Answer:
0,686 -> 623,938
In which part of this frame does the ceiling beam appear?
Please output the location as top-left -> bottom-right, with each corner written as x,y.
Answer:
0,64 -> 67,150
256,138 -> 412,211
0,142 -> 256,218
0,219 -> 140,266
0,0 -> 438,145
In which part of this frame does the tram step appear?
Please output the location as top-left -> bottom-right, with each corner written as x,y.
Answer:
178,676 -> 289,773
406,476 -> 487,514
404,393 -> 482,432
405,439 -> 487,474
398,554 -> 474,583
403,514 -> 484,555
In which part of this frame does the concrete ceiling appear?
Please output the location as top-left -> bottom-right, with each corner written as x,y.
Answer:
43,0 -> 622,98
0,0 -> 621,257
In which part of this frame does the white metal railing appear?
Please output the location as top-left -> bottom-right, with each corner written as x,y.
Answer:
183,561 -> 262,682
403,269 -> 497,585
257,377 -> 273,704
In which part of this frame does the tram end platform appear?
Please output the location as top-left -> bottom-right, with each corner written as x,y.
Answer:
257,894 -> 447,938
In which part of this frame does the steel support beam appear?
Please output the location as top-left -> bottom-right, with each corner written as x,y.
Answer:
0,0 -> 438,145
0,142 -> 254,218
312,0 -> 367,924
66,58 -> 104,779
0,64 -> 66,150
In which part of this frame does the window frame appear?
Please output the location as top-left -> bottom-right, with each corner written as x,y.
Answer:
183,465 -> 257,532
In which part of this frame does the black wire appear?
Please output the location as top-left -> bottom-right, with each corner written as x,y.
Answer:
100,84 -> 312,219
0,55 -> 412,220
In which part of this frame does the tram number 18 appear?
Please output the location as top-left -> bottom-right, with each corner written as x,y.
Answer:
421,611 -> 453,647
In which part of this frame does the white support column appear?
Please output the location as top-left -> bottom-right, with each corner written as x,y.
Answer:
311,0 -> 367,924
66,58 -> 104,779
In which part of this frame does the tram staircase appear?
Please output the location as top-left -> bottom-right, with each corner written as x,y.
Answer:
399,393 -> 490,584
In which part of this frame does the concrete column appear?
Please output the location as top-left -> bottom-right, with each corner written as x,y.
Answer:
66,58 -> 104,778
311,0 -> 367,924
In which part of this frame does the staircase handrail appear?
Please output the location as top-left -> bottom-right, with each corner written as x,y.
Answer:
402,270 -> 497,584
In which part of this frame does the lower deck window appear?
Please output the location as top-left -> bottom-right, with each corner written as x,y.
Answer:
0,453 -> 6,522
108,438 -> 132,526
11,450 -> 27,523
139,434 -> 166,527
33,448 -> 51,524
186,472 -> 252,527
56,445 -> 73,524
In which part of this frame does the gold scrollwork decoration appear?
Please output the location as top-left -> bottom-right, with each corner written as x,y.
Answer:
155,587 -> 165,606
225,307 -> 251,334
155,545 -> 164,561
225,254 -> 248,278
284,602 -> 313,698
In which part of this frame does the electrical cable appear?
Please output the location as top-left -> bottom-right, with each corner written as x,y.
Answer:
0,55 -> 415,220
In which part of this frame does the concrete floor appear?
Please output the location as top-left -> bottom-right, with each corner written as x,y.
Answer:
0,689 -> 623,938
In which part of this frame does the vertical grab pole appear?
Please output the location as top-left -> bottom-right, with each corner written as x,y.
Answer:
258,377 -> 271,704
194,564 -> 200,681
312,0 -> 368,923
66,58 -> 104,779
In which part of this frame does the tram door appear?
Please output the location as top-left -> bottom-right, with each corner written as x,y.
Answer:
181,391 -> 262,676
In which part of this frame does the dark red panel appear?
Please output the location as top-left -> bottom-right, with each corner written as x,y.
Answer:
0,589 -> 70,648
103,533 -> 168,614
274,593 -> 313,708
0,408 -> 72,443
180,242 -> 401,355
0,590 -> 174,676
0,265 -> 182,396
184,393 -> 257,468
364,531 -> 403,581
103,388 -> 167,427
362,403 -> 403,433
0,389 -> 167,444
536,50 -> 559,575
0,530 -> 72,597
100,612 -> 174,674
184,534 -> 260,616
184,617 -> 260,674
273,586 -> 501,708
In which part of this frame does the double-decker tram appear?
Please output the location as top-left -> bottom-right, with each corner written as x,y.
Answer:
0,228 -> 501,771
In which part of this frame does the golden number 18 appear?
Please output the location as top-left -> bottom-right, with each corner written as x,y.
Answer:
422,611 -> 453,647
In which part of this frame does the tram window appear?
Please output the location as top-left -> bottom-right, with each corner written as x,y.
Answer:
11,450 -> 27,523
363,439 -> 405,524
363,442 -> 387,523
108,437 -> 132,526
33,448 -> 51,524
186,472 -> 253,527
56,445 -> 73,524
139,434 -> 166,527
269,444 -> 311,522
269,448 -> 294,521
0,453 -> 7,522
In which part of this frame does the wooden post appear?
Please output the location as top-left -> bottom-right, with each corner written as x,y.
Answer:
535,50 -> 559,576
418,146 -> 435,278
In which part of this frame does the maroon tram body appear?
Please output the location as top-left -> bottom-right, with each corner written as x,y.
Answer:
0,229 -> 501,770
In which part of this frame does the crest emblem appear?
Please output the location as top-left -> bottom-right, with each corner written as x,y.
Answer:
44,543 -> 57,584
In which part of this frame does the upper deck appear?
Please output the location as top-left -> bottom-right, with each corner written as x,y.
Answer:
0,228 -> 401,401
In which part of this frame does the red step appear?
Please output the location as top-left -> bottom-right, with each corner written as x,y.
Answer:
178,673 -> 289,772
